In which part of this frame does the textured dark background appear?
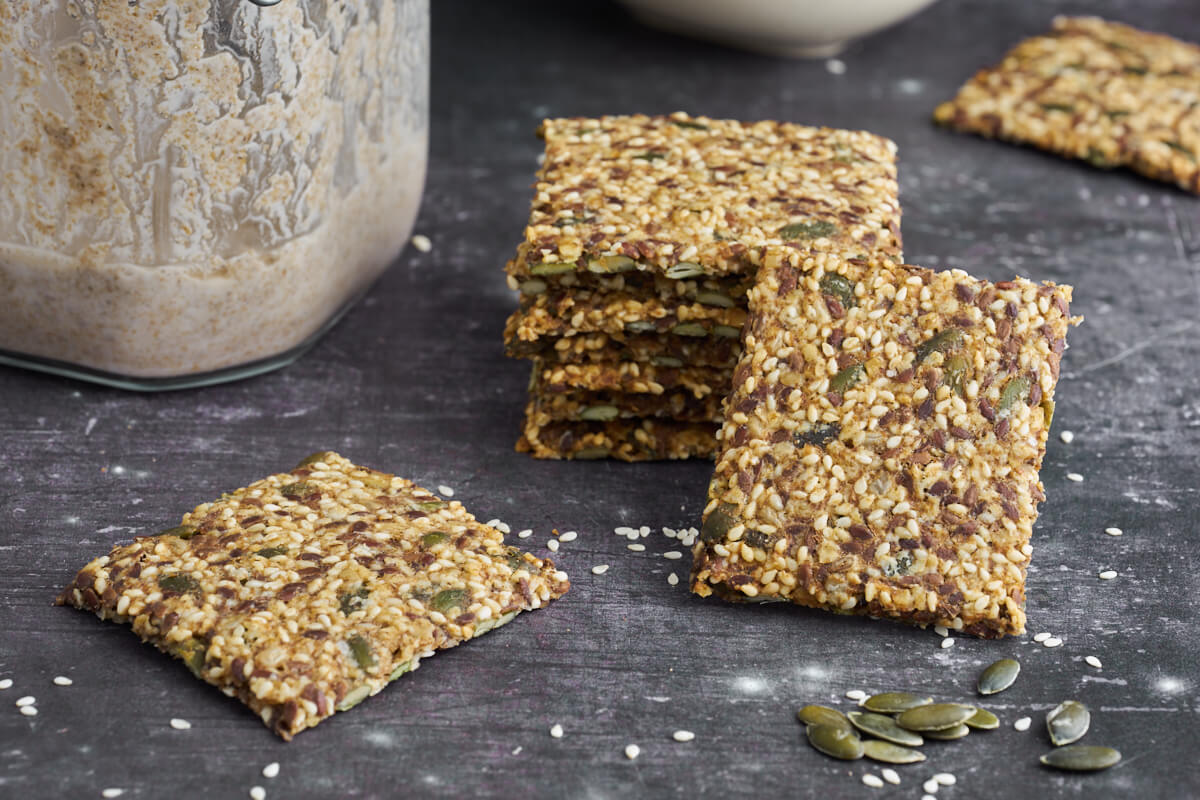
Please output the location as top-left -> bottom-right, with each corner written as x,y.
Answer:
2,1 -> 1198,797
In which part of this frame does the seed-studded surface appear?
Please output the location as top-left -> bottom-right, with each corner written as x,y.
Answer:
691,251 -> 1077,637
530,385 -> 724,424
507,112 -> 902,281
934,16 -> 1200,193
517,408 -> 719,461
536,360 -> 732,399
55,452 -> 570,740
506,329 -> 742,370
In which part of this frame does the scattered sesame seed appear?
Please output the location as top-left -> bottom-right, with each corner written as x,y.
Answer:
922,796 -> 937,800
881,768 -> 901,785
1085,655 -> 1103,668
249,786 -> 266,800
546,540 -> 559,552
517,529 -> 533,539
663,551 -> 683,560
169,718 -> 192,730
862,774 -> 884,788
826,58 -> 847,75
1060,430 -> 1075,443
1105,527 -> 1123,536
436,484 -> 454,497
0,679 -> 11,690
846,689 -> 868,701
1043,637 -> 1064,648
15,696 -> 35,707
410,234 -> 432,252
550,723 -> 564,738
923,779 -> 940,794
672,730 -> 695,742
1014,716 -> 1032,731
639,526 -> 650,536
512,746 -> 522,755
625,743 -> 640,760
1033,632 -> 1052,643
934,773 -> 957,786
102,790 -> 125,799
552,570 -> 569,582
940,638 -> 955,649
1098,570 -> 1118,580
53,676 -> 72,687
1066,472 -> 1084,482
485,519 -> 501,528
592,565 -> 610,575
262,762 -> 280,779
558,531 -> 578,543
615,526 -> 637,537
934,625 -> 948,637
662,527 -> 677,538
667,572 -> 679,586
627,543 -> 646,552
19,706 -> 37,717
495,522 -> 511,534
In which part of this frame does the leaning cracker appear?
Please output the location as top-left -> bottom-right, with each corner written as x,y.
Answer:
934,16 -> 1200,193
56,452 -> 569,739
692,251 -> 1077,637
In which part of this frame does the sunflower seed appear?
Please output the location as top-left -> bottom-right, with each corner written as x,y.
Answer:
978,658 -> 1021,695
806,724 -> 864,760
797,704 -> 853,731
848,711 -> 925,746
530,262 -> 576,276
923,723 -> 970,740
862,740 -> 926,764
862,692 -> 933,713
579,405 -> 619,422
896,703 -> 977,731
862,774 -> 885,788
1014,716 -> 1032,731
1047,700 -> 1090,745
1040,745 -> 1121,771
965,708 -> 1000,730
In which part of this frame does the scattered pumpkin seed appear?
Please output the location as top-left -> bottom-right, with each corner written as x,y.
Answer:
336,685 -> 371,711
796,704 -> 852,731
665,262 -> 705,279
996,376 -> 1031,418
254,546 -> 287,558
915,327 -> 964,364
806,724 -> 864,760
896,703 -> 978,732
862,740 -> 927,764
965,708 -> 1000,730
518,279 -> 547,295
701,503 -> 739,543
157,574 -> 199,594
579,405 -> 620,422
529,262 -> 576,276
778,220 -> 838,240
829,362 -> 864,394
819,273 -> 857,309
346,635 -> 375,671
587,255 -> 635,273
793,422 -> 840,449
157,525 -> 197,539
923,723 -> 971,740
339,585 -> 370,616
695,290 -> 735,308
713,325 -> 741,339
422,531 -> 449,548
847,711 -> 925,747
1040,745 -> 1121,771
862,692 -> 933,714
978,658 -> 1021,695
671,322 -> 707,337
573,447 -> 610,459
1046,700 -> 1090,746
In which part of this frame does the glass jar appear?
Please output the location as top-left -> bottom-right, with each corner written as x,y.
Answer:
0,0 -> 428,389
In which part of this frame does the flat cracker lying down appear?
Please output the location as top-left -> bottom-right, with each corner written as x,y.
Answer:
692,251 -> 1077,637
56,452 -> 569,739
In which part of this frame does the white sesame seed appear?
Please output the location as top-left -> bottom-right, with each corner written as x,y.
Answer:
1043,637 -> 1063,648
862,774 -> 884,788
1033,632 -> 1052,642
933,625 -> 948,637
249,787 -> 266,800
262,762 -> 280,779
495,522 -> 511,534
53,676 -> 72,687
552,570 -> 569,582
15,696 -> 35,707
922,796 -> 937,800
558,531 -> 578,543
934,773 -> 957,786
940,638 -> 955,649
517,529 -> 533,539
845,689 -> 868,701
662,527 -> 677,538
1105,527 -> 1123,536
546,540 -> 559,552
592,565 -> 610,575
550,723 -> 564,738
1098,570 -> 1118,580
0,679 -> 11,690
512,746 -> 522,755
615,526 -> 637,537
1014,716 -> 1032,731
485,519 -> 501,528
1085,655 -> 1103,669
410,234 -> 432,252
825,58 -> 847,75
102,790 -> 125,799
923,779 -> 940,794
672,730 -> 695,742
19,706 -> 37,717
639,526 -> 650,536
667,572 -> 679,586
624,743 -> 641,760
881,767 -> 901,785
1059,430 -> 1075,443
663,551 -> 683,560
436,484 -> 454,497
169,718 -> 192,730
1066,472 -> 1084,482
627,543 -> 646,552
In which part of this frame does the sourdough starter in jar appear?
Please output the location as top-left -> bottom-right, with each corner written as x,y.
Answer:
0,0 -> 428,381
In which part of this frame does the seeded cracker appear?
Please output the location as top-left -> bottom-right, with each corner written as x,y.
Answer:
691,252 -> 1077,637
507,328 -> 741,370
518,409 -> 719,461
56,452 -> 569,739
934,16 -> 1200,193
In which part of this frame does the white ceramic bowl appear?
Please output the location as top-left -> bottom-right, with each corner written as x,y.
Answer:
618,0 -> 939,58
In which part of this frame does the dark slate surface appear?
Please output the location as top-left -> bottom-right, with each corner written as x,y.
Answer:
2,1 -> 1198,797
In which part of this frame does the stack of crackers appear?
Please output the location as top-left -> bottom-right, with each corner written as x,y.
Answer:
504,113 -> 904,460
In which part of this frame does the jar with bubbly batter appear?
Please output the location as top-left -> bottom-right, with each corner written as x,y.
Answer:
0,0 -> 428,388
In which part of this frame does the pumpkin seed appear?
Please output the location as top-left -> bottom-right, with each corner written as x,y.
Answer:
254,546 -> 287,558
862,692 -> 933,714
587,255 -> 636,273
671,322 -> 707,337
625,321 -> 658,334
339,585 -> 370,616
1163,140 -> 1196,162
1041,398 -> 1055,429
474,610 -> 519,637
695,290 -> 735,308
793,422 -> 841,449
713,325 -> 741,339
806,723 -> 864,760
1040,102 -> 1075,112
157,574 -> 199,594
336,685 -> 371,711
519,279 -> 548,295
389,659 -> 415,681
295,451 -> 331,468
529,262 -> 576,276
422,531 -> 449,548
796,704 -> 853,731
847,711 -> 925,746
347,635 -> 375,671
416,500 -> 448,512
573,447 -> 610,459
819,273 -> 857,309
170,639 -> 207,677
862,740 -> 927,764
579,405 -> 620,422
943,353 -> 969,394
965,708 -> 1000,730
778,220 -> 837,240
915,327 -> 964,364
996,376 -> 1031,418
632,151 -> 665,161
1046,700 -> 1089,746
896,703 -> 978,732
430,588 -> 467,614
157,525 -> 197,539
652,356 -> 684,368
829,362 -> 864,394
665,262 -> 705,279
671,120 -> 708,130
1039,745 -> 1121,771
701,502 -> 739,543
924,723 -> 970,740
280,481 -> 318,499
978,658 -> 1021,695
